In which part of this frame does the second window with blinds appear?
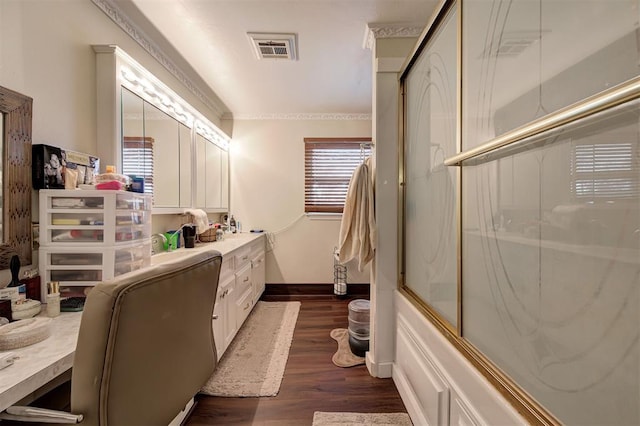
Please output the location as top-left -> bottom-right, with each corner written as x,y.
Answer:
304,138 -> 372,213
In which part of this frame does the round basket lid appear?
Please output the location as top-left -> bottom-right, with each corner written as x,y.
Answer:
348,299 -> 370,313
0,317 -> 52,350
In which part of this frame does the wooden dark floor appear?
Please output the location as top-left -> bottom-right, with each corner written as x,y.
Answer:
186,296 -> 407,426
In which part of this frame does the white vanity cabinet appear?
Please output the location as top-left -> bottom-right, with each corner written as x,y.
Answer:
155,233 -> 266,359
234,245 -> 254,329
250,238 -> 266,302
38,189 -> 152,300
209,233 -> 266,358
213,254 -> 237,360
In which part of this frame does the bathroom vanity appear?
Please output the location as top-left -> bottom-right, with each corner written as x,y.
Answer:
151,232 -> 266,359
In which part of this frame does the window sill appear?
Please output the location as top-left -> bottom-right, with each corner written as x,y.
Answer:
306,212 -> 342,221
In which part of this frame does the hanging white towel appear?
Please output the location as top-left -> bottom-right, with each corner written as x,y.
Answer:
338,156 -> 376,271
184,208 -> 209,234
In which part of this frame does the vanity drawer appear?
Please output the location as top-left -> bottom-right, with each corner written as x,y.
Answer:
235,263 -> 252,296
234,246 -> 251,270
220,255 -> 235,281
235,286 -> 253,328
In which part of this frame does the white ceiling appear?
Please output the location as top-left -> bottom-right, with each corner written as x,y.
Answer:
114,0 -> 438,118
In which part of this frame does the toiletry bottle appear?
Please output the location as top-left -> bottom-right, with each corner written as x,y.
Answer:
230,215 -> 237,233
216,225 -> 224,241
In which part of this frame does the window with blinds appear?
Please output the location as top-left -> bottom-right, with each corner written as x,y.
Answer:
304,138 -> 372,213
571,140 -> 639,199
122,136 -> 154,195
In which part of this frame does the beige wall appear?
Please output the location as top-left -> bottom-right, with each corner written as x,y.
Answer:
230,118 -> 372,284
0,0 -> 222,156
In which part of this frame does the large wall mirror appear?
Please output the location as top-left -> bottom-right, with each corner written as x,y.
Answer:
121,87 -> 192,208
195,133 -> 229,210
0,86 -> 33,268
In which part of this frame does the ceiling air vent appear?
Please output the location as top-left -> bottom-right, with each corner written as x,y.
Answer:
247,32 -> 298,60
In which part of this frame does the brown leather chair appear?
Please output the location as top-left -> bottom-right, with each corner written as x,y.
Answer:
2,249 -> 222,425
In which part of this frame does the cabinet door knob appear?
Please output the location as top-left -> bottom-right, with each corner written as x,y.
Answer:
212,314 -> 218,320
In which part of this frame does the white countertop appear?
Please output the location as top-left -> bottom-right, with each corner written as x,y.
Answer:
151,232 -> 265,265
0,312 -> 82,411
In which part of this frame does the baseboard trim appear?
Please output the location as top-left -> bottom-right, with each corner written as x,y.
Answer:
365,352 -> 393,378
262,283 -> 369,301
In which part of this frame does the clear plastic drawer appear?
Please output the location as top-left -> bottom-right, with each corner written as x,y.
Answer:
50,253 -> 103,266
50,269 -> 103,282
50,229 -> 104,243
50,196 -> 104,209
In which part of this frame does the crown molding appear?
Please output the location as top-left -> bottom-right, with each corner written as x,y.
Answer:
222,112 -> 372,121
363,23 -> 424,50
91,0 -> 226,119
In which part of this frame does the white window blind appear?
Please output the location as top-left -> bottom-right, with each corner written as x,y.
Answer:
304,138 -> 372,213
571,141 -> 639,199
122,136 -> 154,195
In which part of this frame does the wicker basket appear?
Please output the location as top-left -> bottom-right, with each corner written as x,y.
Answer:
199,228 -> 217,242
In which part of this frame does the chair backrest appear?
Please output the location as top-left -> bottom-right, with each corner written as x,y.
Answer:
70,250 -> 222,425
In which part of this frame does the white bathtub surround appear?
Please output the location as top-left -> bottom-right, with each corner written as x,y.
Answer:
393,294 -> 526,425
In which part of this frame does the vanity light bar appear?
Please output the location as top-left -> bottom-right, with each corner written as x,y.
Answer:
119,60 -> 231,151
194,120 -> 230,150
113,44 -> 231,151
120,65 -> 195,127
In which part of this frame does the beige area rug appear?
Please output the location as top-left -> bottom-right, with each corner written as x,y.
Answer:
201,301 -> 301,397
330,328 -> 365,368
313,412 -> 413,426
